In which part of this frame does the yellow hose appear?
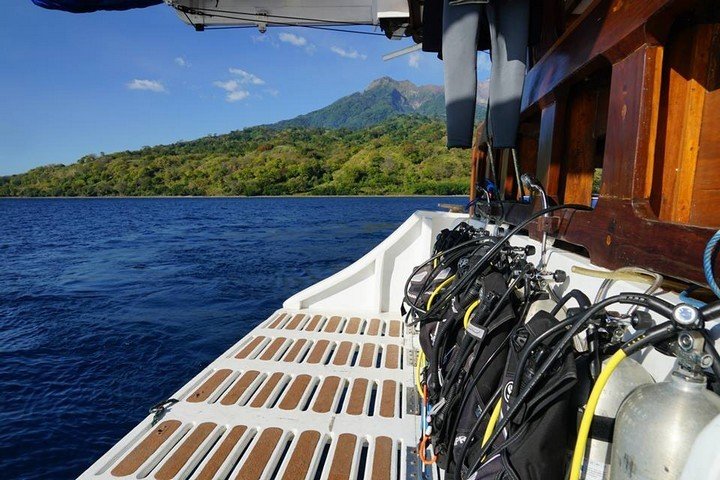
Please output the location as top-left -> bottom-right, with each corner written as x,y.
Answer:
569,349 -> 627,480
415,349 -> 426,397
464,299 -> 481,328
481,397 -> 503,447
427,275 -> 455,309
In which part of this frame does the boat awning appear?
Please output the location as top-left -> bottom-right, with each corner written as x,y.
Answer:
167,0 -> 409,30
31,0 -> 161,13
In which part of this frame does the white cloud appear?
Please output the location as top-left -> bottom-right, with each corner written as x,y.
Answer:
213,79 -> 249,103
229,68 -> 265,85
408,52 -> 421,68
226,90 -> 250,102
174,56 -> 190,67
279,32 -> 307,47
213,80 -> 240,92
252,34 -> 280,48
126,79 -> 166,92
330,46 -> 367,60
264,88 -> 279,97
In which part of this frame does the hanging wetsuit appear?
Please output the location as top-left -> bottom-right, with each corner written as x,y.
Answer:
441,0 -> 529,149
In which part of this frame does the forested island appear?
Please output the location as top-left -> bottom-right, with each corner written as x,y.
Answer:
1,78 -> 487,197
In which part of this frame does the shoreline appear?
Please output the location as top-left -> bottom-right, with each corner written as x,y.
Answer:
0,194 -> 468,200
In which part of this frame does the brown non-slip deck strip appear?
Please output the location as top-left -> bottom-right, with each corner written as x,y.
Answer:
268,313 -> 288,329
155,422 -> 216,480
235,428 -> 283,480
388,320 -> 402,337
346,378 -> 368,415
371,436 -> 393,480
323,316 -> 342,333
284,313 -> 305,330
312,376 -> 341,413
281,431 -> 321,480
111,420 -> 182,477
259,337 -> 287,361
235,336 -> 265,359
366,318 -> 382,336
195,426 -> 247,480
221,371 -> 260,406
332,341 -> 354,366
359,343 -> 376,368
187,369 -> 233,403
344,317 -> 362,334
306,339 -> 330,364
303,314 -> 323,331
380,380 -> 397,418
278,375 -> 312,410
282,338 -> 308,362
328,433 -> 357,480
385,344 -> 400,369
249,372 -> 285,408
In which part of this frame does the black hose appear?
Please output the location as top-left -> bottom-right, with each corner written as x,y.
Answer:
404,238 -> 496,316
418,204 -> 592,325
550,289 -> 591,317
702,300 -> 720,322
463,293 -> 676,478
510,315 -> 578,399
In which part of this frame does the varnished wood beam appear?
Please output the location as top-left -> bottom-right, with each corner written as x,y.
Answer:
561,87 -> 599,205
522,0 -> 689,111
536,101 -> 565,200
600,45 -> 663,200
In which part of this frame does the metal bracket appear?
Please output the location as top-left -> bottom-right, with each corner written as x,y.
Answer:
406,348 -> 418,367
406,386 -> 420,415
406,446 -> 423,480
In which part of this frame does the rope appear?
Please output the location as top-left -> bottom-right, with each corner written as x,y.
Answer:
704,230 -> 720,299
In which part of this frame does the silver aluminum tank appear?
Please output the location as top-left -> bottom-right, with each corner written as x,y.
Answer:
610,371 -> 720,480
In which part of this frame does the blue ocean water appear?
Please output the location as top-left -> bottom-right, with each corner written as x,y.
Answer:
0,197 -> 457,480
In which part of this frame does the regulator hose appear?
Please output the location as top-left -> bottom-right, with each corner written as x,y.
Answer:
550,289 -> 591,317
704,230 -> 720,299
419,204 -> 592,324
404,237 -> 495,315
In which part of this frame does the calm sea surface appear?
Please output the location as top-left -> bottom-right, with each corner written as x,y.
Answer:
0,197 -> 457,480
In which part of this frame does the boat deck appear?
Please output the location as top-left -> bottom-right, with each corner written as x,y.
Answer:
81,309 -> 420,480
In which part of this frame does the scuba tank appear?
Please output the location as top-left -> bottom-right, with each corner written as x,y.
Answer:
680,413 -> 720,480
610,332 -> 720,480
581,358 -> 654,480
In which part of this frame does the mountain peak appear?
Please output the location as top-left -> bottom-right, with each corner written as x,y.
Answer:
365,76 -> 411,90
272,76 -> 487,130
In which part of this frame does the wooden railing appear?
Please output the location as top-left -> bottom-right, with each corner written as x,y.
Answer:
471,0 -> 720,284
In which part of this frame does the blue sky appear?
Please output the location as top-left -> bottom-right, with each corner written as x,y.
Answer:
1,2 -> 490,175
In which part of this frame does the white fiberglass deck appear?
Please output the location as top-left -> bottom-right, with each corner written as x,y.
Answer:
79,210 -> 466,480
82,309 -> 418,480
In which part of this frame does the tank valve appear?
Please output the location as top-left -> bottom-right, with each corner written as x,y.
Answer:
675,331 -> 713,378
673,304 -> 702,328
